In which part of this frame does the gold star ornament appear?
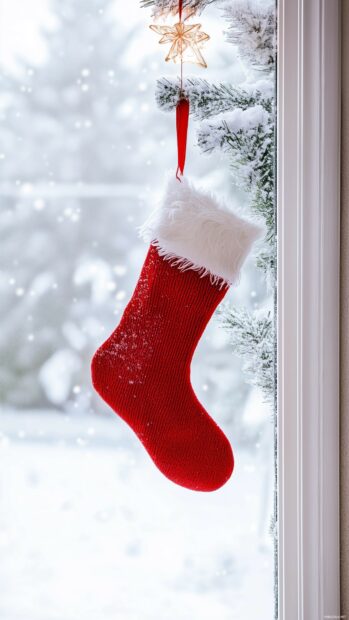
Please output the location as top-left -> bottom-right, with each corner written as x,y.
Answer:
150,22 -> 210,68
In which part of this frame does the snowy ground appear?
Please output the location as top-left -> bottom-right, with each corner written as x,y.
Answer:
0,410 -> 274,620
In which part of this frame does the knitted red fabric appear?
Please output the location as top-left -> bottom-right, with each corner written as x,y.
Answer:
91,245 -> 234,492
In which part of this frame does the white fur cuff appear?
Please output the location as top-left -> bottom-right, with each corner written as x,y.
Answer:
140,178 -> 263,287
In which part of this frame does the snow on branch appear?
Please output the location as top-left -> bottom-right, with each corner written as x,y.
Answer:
255,234 -> 276,280
223,1 -> 276,72
197,106 -> 274,190
140,0 -> 217,17
196,104 -> 275,276
156,77 -> 273,118
221,307 -> 275,399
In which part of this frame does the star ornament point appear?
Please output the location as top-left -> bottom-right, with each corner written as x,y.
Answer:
150,22 -> 210,68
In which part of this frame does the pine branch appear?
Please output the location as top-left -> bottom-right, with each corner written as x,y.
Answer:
140,0 -> 216,17
197,107 -> 274,195
156,77 -> 273,118
255,239 -> 276,280
223,2 -> 276,73
251,185 -> 275,238
221,307 -> 275,398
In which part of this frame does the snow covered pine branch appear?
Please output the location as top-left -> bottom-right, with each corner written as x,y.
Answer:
152,0 -> 276,400
156,77 -> 273,118
223,1 -> 276,72
140,0 -> 217,17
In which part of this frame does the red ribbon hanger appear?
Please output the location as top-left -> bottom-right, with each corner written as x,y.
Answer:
179,0 -> 183,20
176,0 -> 190,181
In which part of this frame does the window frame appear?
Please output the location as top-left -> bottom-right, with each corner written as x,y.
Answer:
277,0 -> 341,617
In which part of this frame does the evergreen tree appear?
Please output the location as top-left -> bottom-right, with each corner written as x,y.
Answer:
145,0 -> 276,401
0,0 -> 158,409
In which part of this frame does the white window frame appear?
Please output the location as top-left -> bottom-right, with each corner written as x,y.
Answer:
277,0 -> 341,618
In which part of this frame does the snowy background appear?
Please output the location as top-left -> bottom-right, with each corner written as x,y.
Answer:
0,0 -> 275,618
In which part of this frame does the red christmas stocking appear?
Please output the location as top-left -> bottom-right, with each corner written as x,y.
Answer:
91,179 -> 262,491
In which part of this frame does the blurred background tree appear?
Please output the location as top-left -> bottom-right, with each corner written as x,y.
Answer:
0,0 -> 159,409
1,0 -> 164,184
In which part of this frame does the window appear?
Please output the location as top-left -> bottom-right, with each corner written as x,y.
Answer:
0,0 -> 340,619
277,0 -> 340,616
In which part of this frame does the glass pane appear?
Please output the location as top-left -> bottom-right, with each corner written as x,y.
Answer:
0,1 -> 277,618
